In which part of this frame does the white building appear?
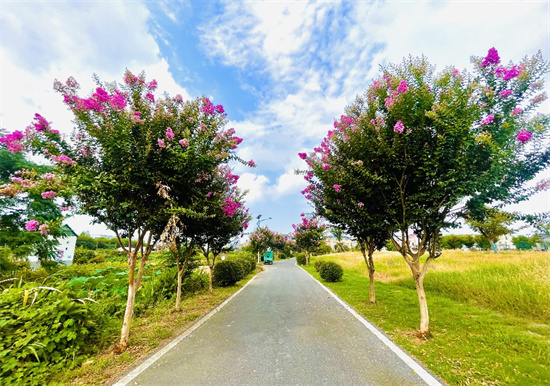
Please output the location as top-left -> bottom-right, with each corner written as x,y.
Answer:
495,234 -> 516,251
28,225 -> 78,269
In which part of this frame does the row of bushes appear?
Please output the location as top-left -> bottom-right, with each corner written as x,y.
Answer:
213,253 -> 256,287
295,253 -> 344,283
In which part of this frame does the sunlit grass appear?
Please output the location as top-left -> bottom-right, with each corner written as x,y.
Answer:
306,250 -> 550,385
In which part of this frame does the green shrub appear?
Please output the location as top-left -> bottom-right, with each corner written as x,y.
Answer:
73,248 -> 96,265
279,253 -> 287,260
295,253 -> 307,266
0,284 -> 96,385
319,261 -> 343,282
314,260 -> 326,272
213,260 -> 243,287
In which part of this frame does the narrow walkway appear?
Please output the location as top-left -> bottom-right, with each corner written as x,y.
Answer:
121,259 -> 438,385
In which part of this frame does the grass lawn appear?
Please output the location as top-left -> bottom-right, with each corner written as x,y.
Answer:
47,269 -> 262,386
304,250 -> 550,386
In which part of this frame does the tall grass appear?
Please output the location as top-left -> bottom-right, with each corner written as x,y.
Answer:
324,250 -> 550,321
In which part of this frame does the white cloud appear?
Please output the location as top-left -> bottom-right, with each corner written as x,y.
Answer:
237,172 -> 270,204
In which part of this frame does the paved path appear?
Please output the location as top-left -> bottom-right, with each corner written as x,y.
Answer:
119,259 -> 440,385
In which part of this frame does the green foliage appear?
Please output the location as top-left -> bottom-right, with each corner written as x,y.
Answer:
213,260 -> 243,287
314,259 -> 326,272
440,234 -> 476,249
319,261 -> 343,282
295,253 -> 307,266
72,248 -> 96,265
0,284 -> 96,385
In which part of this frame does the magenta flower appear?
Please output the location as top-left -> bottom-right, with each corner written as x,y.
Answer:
215,105 -> 224,114
41,190 -> 57,200
298,152 -> 307,160
300,212 -> 305,217
322,164 -> 331,170
397,80 -> 408,93
499,90 -> 512,98
511,108 -> 522,116
166,127 -> 175,140
503,66 -> 521,81
39,224 -> 50,235
50,155 -> 74,165
333,184 -> 341,193
158,139 -> 165,148
146,93 -> 155,103
248,160 -> 256,167
394,121 -> 405,133
33,113 -> 50,132
481,47 -> 500,67
480,114 -> 494,125
358,202 -> 364,208
147,79 -> 158,91
516,130 -> 532,143
179,138 -> 190,147
25,220 -> 39,232
174,94 -> 183,103
200,98 -> 215,115
93,87 -> 110,102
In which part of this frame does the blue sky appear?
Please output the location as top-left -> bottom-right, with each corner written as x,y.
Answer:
1,0 -> 549,237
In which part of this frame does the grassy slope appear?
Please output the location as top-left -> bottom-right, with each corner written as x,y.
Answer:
304,250 -> 550,386
48,269 -> 262,386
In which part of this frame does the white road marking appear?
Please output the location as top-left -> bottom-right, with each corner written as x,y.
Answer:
297,264 -> 443,386
112,273 -> 261,386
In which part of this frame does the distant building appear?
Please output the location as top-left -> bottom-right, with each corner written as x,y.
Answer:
28,225 -> 78,269
495,234 -> 516,251
324,235 -> 356,251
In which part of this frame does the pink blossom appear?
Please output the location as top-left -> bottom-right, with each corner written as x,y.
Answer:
43,173 -> 55,181
516,130 -> 532,143
93,88 -> 110,103
33,113 -> 50,132
481,47 -> 500,67
179,138 -> 190,148
0,131 -> 25,152
535,179 -> 550,192
333,184 -> 341,192
305,194 -> 312,200
397,80 -> 408,93
511,108 -> 522,116
158,139 -> 165,148
146,93 -> 155,103
51,155 -> 74,165
174,94 -> 183,103
358,202 -> 364,207
298,152 -> 307,160
248,160 -> 256,167
480,114 -> 494,125
147,79 -> 158,91
531,94 -> 547,104
499,90 -> 512,98
110,90 -> 127,110
394,121 -> 405,133
131,111 -> 144,123
200,98 -> 215,115
123,71 -> 139,86
25,220 -> 39,231
39,224 -> 50,235
166,127 -> 175,140
322,164 -> 331,170
215,105 -> 224,114
300,213 -> 305,217
41,190 -> 57,199
503,66 -> 521,81
11,177 -> 24,183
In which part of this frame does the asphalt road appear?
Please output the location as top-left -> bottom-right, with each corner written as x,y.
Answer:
121,258 -> 440,386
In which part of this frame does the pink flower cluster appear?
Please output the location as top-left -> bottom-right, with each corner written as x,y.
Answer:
333,115 -> 355,131
179,138 -> 190,148
25,220 -> 40,231
516,130 -> 532,143
333,184 -> 341,192
511,108 -> 522,116
499,90 -> 512,98
495,65 -> 521,81
385,80 -> 408,110
480,114 -> 494,125
51,155 -> 74,165
535,179 -> 550,192
394,121 -> 405,133
221,196 -> 242,217
248,160 -> 256,167
166,127 -> 175,140
41,190 -> 57,199
481,47 -> 500,67
0,130 -> 24,152
298,152 -> 307,160
200,98 -> 224,115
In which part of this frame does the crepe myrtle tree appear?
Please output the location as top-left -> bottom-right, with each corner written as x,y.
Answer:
194,176 -> 251,294
248,226 -> 276,261
299,48 -> 550,335
292,215 -> 326,266
1,70 -> 254,350
299,134 -> 389,303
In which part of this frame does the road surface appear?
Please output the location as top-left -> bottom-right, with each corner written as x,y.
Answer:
118,258 -> 441,385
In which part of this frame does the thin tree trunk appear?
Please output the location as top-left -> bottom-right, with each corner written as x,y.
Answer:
414,275 -> 430,336
176,267 -> 183,309
208,266 -> 213,294
306,253 -> 310,266
118,249 -> 137,352
367,253 -> 375,303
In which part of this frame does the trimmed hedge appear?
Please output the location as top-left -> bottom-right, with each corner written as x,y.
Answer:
314,260 -> 326,272
319,261 -> 343,282
295,253 -> 307,266
213,260 -> 243,287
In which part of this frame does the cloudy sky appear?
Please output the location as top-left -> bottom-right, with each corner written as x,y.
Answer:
1,0 -> 549,236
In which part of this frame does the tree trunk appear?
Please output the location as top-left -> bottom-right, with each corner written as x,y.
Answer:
413,275 -> 430,336
208,266 -> 214,294
306,253 -> 310,266
176,267 -> 183,310
367,254 -> 375,303
118,248 -> 138,352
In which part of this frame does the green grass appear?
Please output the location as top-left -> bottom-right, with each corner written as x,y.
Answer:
305,251 -> 550,386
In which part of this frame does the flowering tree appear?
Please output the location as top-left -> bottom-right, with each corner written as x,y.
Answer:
300,48 -> 550,335
0,144 -> 74,269
292,215 -> 326,266
0,70 -> 253,350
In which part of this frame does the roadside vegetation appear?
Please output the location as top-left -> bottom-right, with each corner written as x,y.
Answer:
304,250 -> 550,385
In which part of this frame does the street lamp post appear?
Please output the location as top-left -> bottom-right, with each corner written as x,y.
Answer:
256,214 -> 272,263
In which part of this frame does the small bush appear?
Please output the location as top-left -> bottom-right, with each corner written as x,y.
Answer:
314,260 -> 326,272
295,253 -> 306,266
73,248 -> 96,265
279,253 -> 287,260
213,260 -> 243,287
319,261 -> 343,282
